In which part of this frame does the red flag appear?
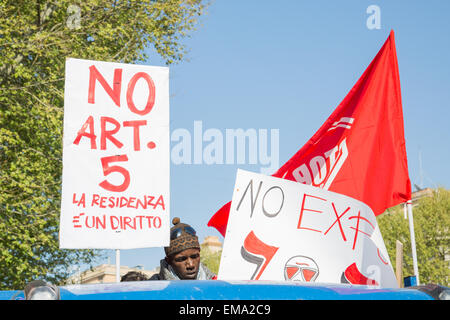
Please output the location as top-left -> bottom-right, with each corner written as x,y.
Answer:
208,30 -> 411,237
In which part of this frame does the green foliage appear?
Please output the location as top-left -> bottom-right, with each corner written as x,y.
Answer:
377,188 -> 450,286
200,245 -> 221,275
0,0 -> 207,290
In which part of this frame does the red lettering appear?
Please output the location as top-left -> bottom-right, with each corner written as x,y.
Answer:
72,213 -> 84,228
96,216 -> 106,229
108,197 -> 115,208
99,155 -> 130,192
88,65 -> 122,107
324,202 -> 351,241
127,197 -> 136,209
349,211 -> 375,250
146,196 -> 155,208
85,216 -> 96,229
297,193 -> 326,233
91,195 -> 159,210
123,120 -> 147,151
153,216 -> 162,228
145,216 -> 153,228
110,216 -> 120,230
126,72 -> 155,115
73,116 -> 97,149
73,117 -> 149,151
72,193 -> 86,208
136,197 -> 147,210
136,216 -> 144,229
79,194 -> 86,207
77,214 -> 164,230
91,194 -> 100,207
155,195 -> 165,210
100,116 -> 123,150
123,216 -> 135,230
99,196 -> 107,208
120,196 -> 128,208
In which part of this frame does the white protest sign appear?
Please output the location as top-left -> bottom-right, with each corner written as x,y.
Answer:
59,58 -> 170,249
218,169 -> 398,288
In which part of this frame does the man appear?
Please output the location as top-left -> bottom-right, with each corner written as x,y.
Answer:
121,271 -> 150,282
150,217 -> 216,280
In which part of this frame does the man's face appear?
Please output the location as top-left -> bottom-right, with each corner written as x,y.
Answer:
167,248 -> 201,280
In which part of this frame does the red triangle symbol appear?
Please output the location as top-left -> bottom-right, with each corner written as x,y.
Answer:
286,267 -> 298,279
302,269 -> 316,282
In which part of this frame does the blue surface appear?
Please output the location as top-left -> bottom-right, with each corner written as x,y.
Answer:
0,280 -> 434,300
404,276 -> 418,287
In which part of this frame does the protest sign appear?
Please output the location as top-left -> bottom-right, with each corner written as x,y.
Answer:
59,58 -> 170,249
218,169 -> 398,287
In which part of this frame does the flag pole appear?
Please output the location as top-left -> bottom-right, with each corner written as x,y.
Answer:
115,249 -> 121,283
406,200 -> 420,285
403,202 -> 407,219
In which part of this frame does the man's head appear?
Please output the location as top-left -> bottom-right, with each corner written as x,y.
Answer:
164,217 -> 201,279
121,271 -> 149,282
166,247 -> 201,280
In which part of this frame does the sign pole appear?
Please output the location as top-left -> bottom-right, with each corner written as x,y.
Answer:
406,200 -> 420,285
395,240 -> 403,287
115,249 -> 120,283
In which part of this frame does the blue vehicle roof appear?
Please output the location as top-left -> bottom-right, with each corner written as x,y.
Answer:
0,280 -> 434,300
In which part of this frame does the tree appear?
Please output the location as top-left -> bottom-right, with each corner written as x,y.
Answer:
0,0 -> 207,290
377,188 -> 450,287
200,245 -> 221,275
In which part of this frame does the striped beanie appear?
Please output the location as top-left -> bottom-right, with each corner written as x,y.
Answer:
164,217 -> 200,257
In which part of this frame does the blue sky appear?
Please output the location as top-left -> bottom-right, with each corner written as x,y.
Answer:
83,0 -> 450,272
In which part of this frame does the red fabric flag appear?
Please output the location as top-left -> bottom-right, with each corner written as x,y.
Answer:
208,30 -> 411,237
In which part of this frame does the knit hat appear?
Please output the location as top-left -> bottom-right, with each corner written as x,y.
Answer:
164,217 -> 200,257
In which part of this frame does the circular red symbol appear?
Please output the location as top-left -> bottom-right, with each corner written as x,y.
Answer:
284,255 -> 319,282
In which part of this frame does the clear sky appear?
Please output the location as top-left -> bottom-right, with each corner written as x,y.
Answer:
79,0 -> 450,273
